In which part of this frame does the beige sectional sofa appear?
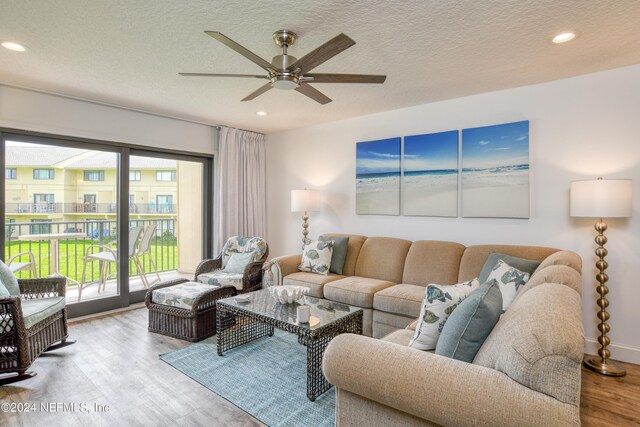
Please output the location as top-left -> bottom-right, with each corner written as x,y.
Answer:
266,233 -> 584,426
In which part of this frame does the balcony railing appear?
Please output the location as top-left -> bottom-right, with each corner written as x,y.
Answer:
5,202 -> 176,215
4,218 -> 178,284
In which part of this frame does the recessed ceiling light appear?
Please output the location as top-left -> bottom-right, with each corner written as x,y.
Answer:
1,41 -> 27,52
256,111 -> 268,116
552,32 -> 576,44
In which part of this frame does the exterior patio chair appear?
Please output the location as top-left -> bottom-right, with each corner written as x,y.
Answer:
134,224 -> 161,288
195,236 -> 269,294
7,251 -> 38,278
0,274 -> 74,385
78,226 -> 144,301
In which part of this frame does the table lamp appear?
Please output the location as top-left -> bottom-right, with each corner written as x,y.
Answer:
291,189 -> 320,249
570,177 -> 632,376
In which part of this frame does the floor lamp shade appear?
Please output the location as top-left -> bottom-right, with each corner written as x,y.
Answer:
291,189 -> 320,213
570,179 -> 632,218
570,177 -> 632,377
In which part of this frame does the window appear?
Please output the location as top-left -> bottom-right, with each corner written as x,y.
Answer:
33,168 -> 55,179
156,170 -> 176,182
30,219 -> 52,235
84,170 -> 105,181
34,193 -> 55,203
5,168 -> 16,179
129,170 -> 141,181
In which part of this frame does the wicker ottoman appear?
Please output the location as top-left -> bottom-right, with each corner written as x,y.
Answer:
145,278 -> 237,342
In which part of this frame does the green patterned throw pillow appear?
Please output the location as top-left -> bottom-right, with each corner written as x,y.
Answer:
487,259 -> 530,312
0,260 -> 20,296
222,252 -> 254,274
409,278 -> 480,351
298,240 -> 334,275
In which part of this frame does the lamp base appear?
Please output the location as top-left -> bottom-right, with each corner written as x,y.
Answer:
583,357 -> 626,377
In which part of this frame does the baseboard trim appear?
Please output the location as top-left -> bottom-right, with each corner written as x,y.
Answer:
68,303 -> 146,324
585,338 -> 640,365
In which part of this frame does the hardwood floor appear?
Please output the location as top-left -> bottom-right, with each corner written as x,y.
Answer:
1,307 -> 639,426
0,308 -> 263,427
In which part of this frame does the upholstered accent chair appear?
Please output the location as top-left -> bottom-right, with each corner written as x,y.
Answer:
195,236 -> 269,294
0,277 -> 72,384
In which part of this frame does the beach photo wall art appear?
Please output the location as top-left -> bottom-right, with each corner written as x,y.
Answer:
403,130 -> 459,217
356,137 -> 401,215
461,120 -> 530,218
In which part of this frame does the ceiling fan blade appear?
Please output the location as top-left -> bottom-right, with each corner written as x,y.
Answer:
205,31 -> 275,72
295,84 -> 332,105
287,33 -> 355,75
179,73 -> 268,79
241,83 -> 273,101
304,73 -> 386,84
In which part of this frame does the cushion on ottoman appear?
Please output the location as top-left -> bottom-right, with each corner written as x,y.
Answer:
152,282 -> 220,310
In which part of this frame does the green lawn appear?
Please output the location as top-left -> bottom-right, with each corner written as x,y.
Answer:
5,239 -> 177,286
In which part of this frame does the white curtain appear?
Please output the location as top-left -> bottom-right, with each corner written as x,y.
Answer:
214,126 -> 267,254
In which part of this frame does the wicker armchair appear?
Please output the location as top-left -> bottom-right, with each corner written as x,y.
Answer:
195,236 -> 269,294
0,277 -> 72,384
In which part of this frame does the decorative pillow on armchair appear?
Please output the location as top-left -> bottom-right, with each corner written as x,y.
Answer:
486,259 -> 530,312
409,278 -> 480,351
298,240 -> 334,275
0,260 -> 20,296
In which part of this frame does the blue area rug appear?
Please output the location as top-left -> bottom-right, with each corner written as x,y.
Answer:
160,330 -> 335,427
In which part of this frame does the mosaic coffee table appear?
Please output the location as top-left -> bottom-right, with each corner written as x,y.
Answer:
216,289 -> 363,401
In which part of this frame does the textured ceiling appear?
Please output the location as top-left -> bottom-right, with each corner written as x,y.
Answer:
1,0 -> 639,134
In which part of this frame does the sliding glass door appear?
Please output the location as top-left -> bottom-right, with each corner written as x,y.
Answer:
1,131 -> 212,317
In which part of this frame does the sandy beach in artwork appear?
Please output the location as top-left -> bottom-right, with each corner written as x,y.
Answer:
356,174 -> 400,215
403,172 -> 457,217
461,167 -> 529,218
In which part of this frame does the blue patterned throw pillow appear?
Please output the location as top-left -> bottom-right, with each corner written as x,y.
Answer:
298,240 -> 334,275
0,260 -> 20,296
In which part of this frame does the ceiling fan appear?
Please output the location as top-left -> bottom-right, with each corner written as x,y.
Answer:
179,30 -> 386,105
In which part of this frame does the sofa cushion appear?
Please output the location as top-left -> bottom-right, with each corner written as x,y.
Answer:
0,260 -> 20,296
479,252 -> 540,284
197,270 -> 243,289
373,284 -> 424,317
513,265 -> 582,303
402,240 -> 465,286
320,233 -> 367,276
152,282 -> 219,310
534,250 -> 582,275
409,278 -> 480,351
319,236 -> 349,275
473,283 -> 584,405
458,245 -> 558,282
283,272 -> 345,298
435,279 -> 502,362
22,296 -> 66,329
381,329 -> 415,346
354,237 -> 412,283
299,239 -> 334,275
324,276 -> 396,308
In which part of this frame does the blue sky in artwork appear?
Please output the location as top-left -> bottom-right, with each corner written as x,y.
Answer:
462,121 -> 529,168
404,130 -> 458,172
356,137 -> 401,174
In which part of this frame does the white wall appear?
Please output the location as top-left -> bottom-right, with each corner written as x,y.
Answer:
0,84 -> 217,154
266,64 -> 640,364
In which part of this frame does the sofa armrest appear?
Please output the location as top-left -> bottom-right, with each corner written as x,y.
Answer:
262,254 -> 302,287
323,334 -> 579,427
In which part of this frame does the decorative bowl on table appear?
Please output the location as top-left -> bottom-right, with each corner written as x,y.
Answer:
269,285 -> 310,304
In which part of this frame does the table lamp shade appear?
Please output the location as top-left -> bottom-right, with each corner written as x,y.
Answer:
570,179 -> 632,218
291,189 -> 320,213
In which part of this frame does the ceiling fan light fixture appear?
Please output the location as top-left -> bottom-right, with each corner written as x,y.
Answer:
552,32 -> 576,44
256,111 -> 268,116
271,75 -> 299,90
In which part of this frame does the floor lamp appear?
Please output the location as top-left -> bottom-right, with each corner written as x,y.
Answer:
291,189 -> 320,249
570,177 -> 632,377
